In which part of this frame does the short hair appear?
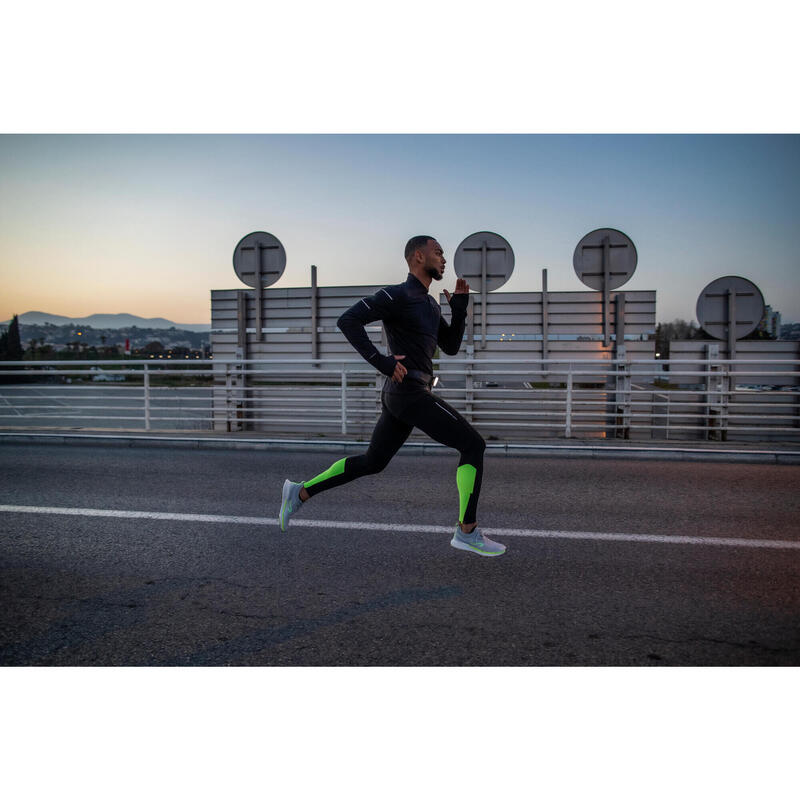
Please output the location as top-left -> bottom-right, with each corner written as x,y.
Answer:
404,235 -> 435,261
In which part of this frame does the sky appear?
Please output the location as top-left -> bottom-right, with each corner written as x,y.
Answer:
1,133 -> 798,327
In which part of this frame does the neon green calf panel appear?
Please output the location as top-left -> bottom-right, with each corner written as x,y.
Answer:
304,458 -> 347,489
456,463 -> 477,523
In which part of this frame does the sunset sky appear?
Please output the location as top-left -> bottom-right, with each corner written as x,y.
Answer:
1,135 -> 797,325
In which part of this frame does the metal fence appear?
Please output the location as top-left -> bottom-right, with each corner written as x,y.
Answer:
0,361 -> 214,431
2,358 -> 799,442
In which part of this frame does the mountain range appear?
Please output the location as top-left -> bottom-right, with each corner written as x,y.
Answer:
3,311 -> 210,332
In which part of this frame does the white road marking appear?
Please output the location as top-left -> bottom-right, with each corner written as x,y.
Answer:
0,395 -> 23,416
0,504 -> 798,550
30,388 -> 69,408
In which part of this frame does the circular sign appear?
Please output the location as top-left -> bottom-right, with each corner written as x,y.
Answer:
573,228 -> 637,290
233,231 -> 287,288
696,276 -> 765,340
453,231 -> 515,292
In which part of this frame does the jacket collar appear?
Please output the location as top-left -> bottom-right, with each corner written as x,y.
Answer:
405,272 -> 430,296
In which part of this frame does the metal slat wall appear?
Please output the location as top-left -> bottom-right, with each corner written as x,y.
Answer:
440,289 -> 655,356
657,340 -> 800,442
437,289 -> 655,387
211,287 -> 386,361
210,282 -> 657,436
454,291 -> 655,338
670,340 -> 800,376
211,286 -> 657,363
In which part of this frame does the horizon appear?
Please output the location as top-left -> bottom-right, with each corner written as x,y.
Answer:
2,310 -> 209,324
2,134 -> 798,325
2,302 -> 796,332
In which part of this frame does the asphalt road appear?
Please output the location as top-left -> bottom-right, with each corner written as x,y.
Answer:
1,442 -> 799,666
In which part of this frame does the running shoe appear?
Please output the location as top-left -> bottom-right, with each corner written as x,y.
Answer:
450,526 -> 507,557
279,479 -> 305,531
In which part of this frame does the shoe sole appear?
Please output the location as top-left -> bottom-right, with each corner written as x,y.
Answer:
450,537 -> 506,557
279,479 -> 293,531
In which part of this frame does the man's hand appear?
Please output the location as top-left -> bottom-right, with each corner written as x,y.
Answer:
391,355 -> 407,383
443,277 -> 470,304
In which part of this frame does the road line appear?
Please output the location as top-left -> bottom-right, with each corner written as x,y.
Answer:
31,388 -> 69,408
1,504 -> 799,550
0,395 -> 23,416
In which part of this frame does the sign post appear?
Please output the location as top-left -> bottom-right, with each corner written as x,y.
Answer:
696,275 -> 765,362
573,228 -> 638,348
453,231 -> 515,351
231,231 -> 287,431
233,231 -> 287,344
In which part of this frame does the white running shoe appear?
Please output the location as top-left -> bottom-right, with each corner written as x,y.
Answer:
450,526 -> 507,557
279,479 -> 305,531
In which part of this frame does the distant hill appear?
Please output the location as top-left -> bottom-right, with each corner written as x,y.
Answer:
3,311 -> 210,332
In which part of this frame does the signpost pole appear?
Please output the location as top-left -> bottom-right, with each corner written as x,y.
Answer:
467,293 -> 475,347
481,240 -> 488,350
254,243 -> 263,343
311,264 -> 319,368
696,276 -> 763,358
614,292 -> 629,438
725,289 -> 736,439
542,268 -> 549,379
233,232 -> 287,345
602,235 -> 611,347
236,291 -> 247,360
727,287 -> 737,362
453,231 -> 515,361
572,229 -> 637,349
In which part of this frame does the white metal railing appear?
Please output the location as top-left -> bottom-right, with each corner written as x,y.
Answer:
1,357 -> 799,441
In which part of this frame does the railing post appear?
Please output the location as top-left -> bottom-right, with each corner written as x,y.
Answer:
225,364 -> 233,432
565,366 -> 573,438
143,363 -> 151,431
615,349 -> 631,439
239,357 -> 248,432
720,362 -> 730,442
341,367 -> 347,436
706,344 -> 722,440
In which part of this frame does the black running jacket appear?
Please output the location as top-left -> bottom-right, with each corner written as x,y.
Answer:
337,272 -> 469,381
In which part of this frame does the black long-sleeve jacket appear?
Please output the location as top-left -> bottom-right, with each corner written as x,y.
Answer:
337,272 -> 469,388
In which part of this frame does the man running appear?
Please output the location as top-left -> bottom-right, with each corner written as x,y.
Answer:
278,235 -> 506,556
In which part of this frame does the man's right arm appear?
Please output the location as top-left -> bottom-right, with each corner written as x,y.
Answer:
337,287 -> 399,377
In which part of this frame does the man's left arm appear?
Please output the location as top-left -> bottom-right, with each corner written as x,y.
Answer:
437,278 -> 471,355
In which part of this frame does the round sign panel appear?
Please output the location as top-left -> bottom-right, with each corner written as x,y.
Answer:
696,276 -> 765,341
233,231 -> 287,289
573,228 -> 638,290
453,231 -> 515,292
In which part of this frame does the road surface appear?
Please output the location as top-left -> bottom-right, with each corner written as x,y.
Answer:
1,442 -> 799,665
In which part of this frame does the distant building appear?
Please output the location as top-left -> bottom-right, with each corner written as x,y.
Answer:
758,305 -> 781,338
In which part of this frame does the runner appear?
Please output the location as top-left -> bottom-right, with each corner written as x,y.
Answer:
279,235 -> 506,556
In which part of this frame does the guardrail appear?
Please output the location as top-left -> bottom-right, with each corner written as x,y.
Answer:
1,358 -> 799,442
0,360 -> 214,432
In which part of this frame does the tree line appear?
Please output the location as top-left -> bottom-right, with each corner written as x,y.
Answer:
0,316 -> 209,360
654,318 -> 777,357
0,315 -> 23,360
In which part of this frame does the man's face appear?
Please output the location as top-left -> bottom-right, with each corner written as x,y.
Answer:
420,239 -> 446,281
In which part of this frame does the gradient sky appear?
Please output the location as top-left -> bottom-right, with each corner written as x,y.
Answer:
1,134 -> 798,325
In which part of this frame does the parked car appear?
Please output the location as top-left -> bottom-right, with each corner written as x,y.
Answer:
91,367 -> 125,382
